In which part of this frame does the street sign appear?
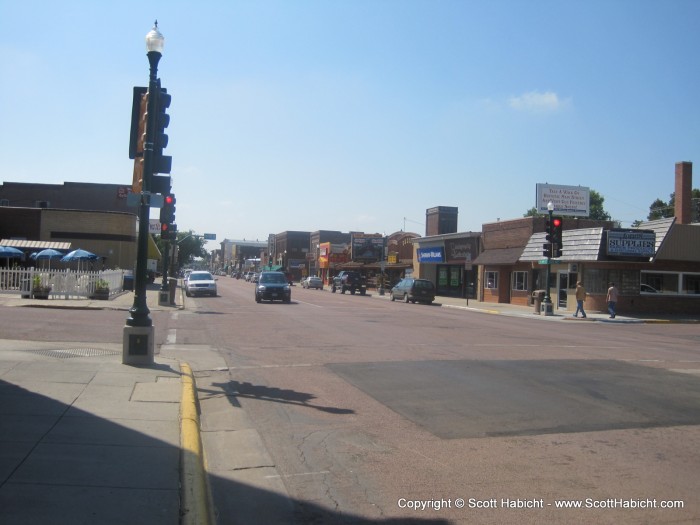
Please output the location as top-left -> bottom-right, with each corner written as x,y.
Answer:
538,259 -> 551,265
203,233 -> 216,240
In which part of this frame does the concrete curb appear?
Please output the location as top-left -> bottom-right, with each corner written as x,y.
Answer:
180,362 -> 214,525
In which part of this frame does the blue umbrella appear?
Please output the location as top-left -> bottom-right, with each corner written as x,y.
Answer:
61,249 -> 98,262
61,249 -> 98,271
0,246 -> 24,266
0,246 -> 24,258
33,248 -> 64,270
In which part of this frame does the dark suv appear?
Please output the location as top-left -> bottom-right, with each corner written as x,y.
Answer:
390,278 -> 436,304
255,271 -> 292,303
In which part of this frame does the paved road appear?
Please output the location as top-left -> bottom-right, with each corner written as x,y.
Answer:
1,279 -> 698,524
175,278 -> 700,524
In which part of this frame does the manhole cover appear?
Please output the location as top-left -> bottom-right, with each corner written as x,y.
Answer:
25,348 -> 120,359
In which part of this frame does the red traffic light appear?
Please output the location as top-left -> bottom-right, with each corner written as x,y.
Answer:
164,194 -> 175,206
552,218 -> 562,228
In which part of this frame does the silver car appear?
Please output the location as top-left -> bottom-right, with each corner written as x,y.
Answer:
302,276 -> 323,289
185,271 -> 218,297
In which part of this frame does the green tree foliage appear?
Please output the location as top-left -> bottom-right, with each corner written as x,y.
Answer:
588,190 -> 611,221
156,230 -> 207,271
646,189 -> 700,221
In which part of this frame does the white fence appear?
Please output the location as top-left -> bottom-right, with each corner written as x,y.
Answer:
0,268 -> 126,300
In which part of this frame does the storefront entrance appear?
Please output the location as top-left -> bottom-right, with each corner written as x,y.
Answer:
437,265 -> 477,298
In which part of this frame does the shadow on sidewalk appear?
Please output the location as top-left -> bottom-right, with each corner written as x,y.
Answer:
0,378 -> 447,524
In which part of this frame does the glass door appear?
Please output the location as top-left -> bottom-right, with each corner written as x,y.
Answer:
557,271 -> 569,309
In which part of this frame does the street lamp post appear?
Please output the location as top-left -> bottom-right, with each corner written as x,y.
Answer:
123,22 -> 165,364
542,201 -> 554,316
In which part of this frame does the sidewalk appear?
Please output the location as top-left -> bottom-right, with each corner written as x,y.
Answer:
371,290 -> 699,324
0,286 -> 211,525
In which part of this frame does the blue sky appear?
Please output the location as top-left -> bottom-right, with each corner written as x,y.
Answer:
1,1 -> 699,250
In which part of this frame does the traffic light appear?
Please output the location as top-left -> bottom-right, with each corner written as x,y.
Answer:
551,217 -> 563,245
151,175 -> 171,195
129,87 -> 148,193
545,218 -> 555,243
153,85 -> 172,174
554,244 -> 563,258
542,243 -> 553,258
160,194 -> 176,225
160,222 -> 177,241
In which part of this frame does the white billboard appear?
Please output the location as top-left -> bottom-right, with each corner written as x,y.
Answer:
536,184 -> 590,216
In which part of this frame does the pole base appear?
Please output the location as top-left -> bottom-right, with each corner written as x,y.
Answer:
541,302 -> 554,316
122,325 -> 155,365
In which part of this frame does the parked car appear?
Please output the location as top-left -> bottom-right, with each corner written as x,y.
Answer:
302,276 -> 323,289
390,278 -> 435,304
255,271 -> 292,303
641,284 -> 659,293
185,271 -> 218,297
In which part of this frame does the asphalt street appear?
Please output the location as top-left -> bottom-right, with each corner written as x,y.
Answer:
1,279 -> 699,524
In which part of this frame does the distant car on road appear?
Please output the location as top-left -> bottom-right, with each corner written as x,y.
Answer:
255,271 -> 291,303
390,278 -> 435,304
302,276 -> 323,289
185,271 -> 218,297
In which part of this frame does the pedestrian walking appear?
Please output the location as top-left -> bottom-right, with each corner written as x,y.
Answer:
574,281 -> 587,318
606,282 -> 619,318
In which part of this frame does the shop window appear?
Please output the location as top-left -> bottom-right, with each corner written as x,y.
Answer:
641,271 -> 700,295
485,271 -> 498,289
584,269 -> 640,295
683,273 -> 700,295
512,271 -> 528,291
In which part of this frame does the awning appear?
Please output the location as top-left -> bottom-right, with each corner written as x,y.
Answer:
363,262 -> 413,270
1,239 -> 71,250
262,264 -> 283,271
333,261 -> 366,270
471,247 -> 524,266
148,235 -> 161,259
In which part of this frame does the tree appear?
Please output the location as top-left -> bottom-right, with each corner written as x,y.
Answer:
156,230 -> 207,272
588,190 -> 611,221
645,189 -> 700,221
175,231 -> 207,268
523,189 -> 611,220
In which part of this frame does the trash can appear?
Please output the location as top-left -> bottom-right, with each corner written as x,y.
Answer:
20,278 -> 31,299
532,290 -> 546,314
123,274 -> 134,291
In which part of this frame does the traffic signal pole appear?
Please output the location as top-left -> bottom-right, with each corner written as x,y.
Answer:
542,204 -> 554,316
126,50 -> 161,329
123,23 -> 166,365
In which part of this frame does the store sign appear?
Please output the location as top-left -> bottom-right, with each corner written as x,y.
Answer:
536,183 -> 590,216
607,230 -> 655,257
417,247 -> 444,263
445,239 -> 477,263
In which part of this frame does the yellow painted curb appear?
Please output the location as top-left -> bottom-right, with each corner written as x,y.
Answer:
180,362 -> 214,525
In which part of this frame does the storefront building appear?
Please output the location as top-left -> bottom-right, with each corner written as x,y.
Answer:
412,232 -> 481,298
520,218 -> 700,315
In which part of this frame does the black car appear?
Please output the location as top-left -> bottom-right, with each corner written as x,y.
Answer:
255,271 -> 292,303
390,278 -> 436,304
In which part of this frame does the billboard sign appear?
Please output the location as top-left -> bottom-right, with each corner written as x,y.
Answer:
536,184 -> 590,216
351,234 -> 385,261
